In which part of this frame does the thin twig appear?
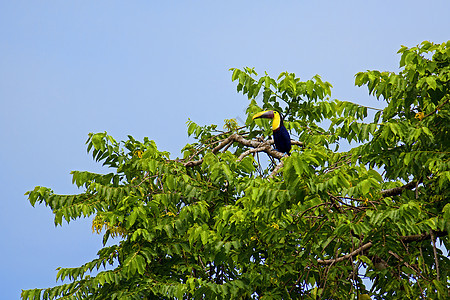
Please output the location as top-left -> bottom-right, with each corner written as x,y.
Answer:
298,202 -> 332,219
198,255 -> 208,275
422,97 -> 449,120
328,192 -> 364,212
222,141 -> 233,153
430,230 -> 440,281
388,250 -> 427,280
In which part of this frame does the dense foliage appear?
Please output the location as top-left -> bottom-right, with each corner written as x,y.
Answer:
23,41 -> 449,299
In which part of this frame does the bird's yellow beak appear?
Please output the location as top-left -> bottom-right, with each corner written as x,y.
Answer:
252,110 -> 281,130
252,110 -> 274,120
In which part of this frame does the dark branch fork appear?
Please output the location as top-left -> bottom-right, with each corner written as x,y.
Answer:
182,133 -> 303,167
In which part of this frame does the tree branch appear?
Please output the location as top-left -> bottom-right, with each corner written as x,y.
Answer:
269,161 -> 284,178
233,134 -> 286,159
400,230 -> 447,243
317,242 -> 373,265
430,230 -> 440,281
237,145 -> 270,161
423,97 -> 449,120
381,181 -> 417,197
183,134 -> 299,167
183,134 -> 238,167
316,230 -> 447,265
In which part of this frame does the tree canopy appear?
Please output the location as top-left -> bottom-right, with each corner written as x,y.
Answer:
22,41 -> 450,300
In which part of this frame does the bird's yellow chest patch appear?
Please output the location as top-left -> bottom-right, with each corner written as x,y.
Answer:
272,112 -> 281,130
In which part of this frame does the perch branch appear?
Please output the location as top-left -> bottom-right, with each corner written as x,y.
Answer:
183,134 -> 297,167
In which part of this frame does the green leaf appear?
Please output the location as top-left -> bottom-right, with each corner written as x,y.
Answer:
443,203 -> 450,220
127,211 -> 138,229
200,230 -> 209,245
426,77 -> 436,90
135,255 -> 146,275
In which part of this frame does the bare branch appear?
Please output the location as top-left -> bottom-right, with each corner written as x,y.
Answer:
381,181 -> 417,197
181,128 -> 304,169
198,255 -> 208,275
233,135 -> 286,159
269,161 -> 284,178
317,242 -> 373,265
183,134 -> 238,167
400,230 -> 447,243
430,230 -> 440,281
291,140 -> 305,147
238,145 -> 270,161
183,133 -> 296,167
222,140 -> 233,153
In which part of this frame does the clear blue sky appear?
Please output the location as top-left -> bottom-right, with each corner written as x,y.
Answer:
1,1 -> 449,298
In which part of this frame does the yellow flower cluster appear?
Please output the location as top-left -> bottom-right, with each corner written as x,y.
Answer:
415,112 -> 425,121
91,215 -> 127,237
133,150 -> 143,158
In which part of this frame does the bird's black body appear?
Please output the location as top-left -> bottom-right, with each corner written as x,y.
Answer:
273,122 -> 291,154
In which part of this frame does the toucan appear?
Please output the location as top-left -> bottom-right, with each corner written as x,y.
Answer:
252,110 -> 291,154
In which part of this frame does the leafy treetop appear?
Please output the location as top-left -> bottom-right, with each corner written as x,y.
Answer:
23,41 -> 449,300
